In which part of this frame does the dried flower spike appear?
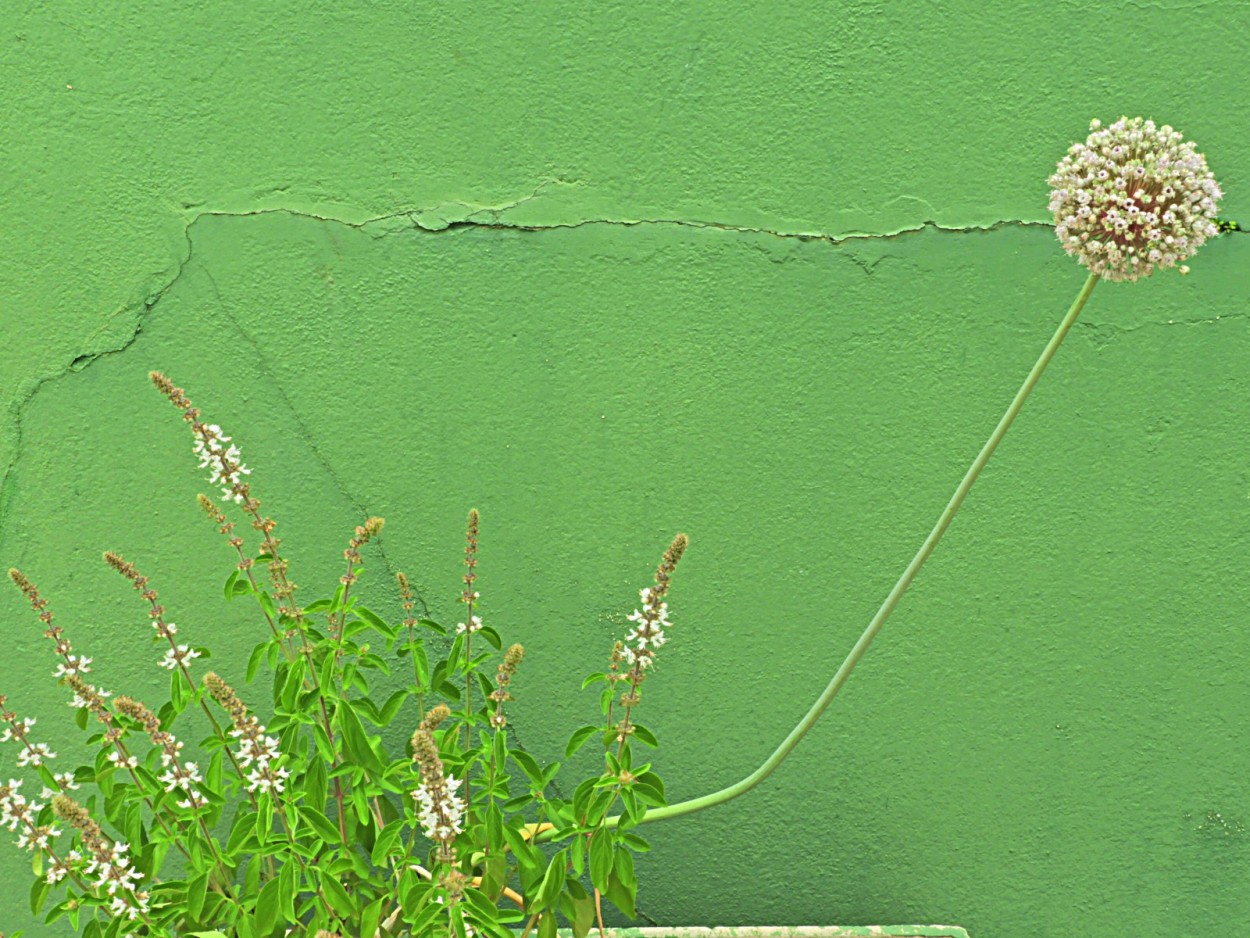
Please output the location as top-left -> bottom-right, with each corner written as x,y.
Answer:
1049,117 -> 1222,281
488,644 -> 525,728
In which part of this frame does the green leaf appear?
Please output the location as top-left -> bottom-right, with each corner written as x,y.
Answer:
29,877 -> 50,916
318,651 -> 337,698
320,873 -> 355,917
255,876 -> 282,936
619,831 -> 651,852
371,817 -> 406,866
304,756 -> 328,815
258,590 -> 277,622
565,725 -> 599,758
572,777 -> 597,822
580,672 -> 606,690
537,911 -> 558,938
186,870 -> 209,921
224,570 -> 240,601
355,604 -> 396,638
303,598 -> 333,614
630,723 -> 659,748
360,896 -> 385,938
510,749 -> 545,787
604,846 -> 637,918
279,859 -> 298,922
502,824 -> 542,872
256,796 -> 273,845
537,849 -> 567,911
330,584 -> 347,614
379,688 -> 408,725
226,808 -> 259,853
480,852 -> 508,901
339,700 -> 385,776
632,770 -> 666,806
588,829 -> 613,893
413,643 -> 430,688
561,878 -> 596,938
303,808 -> 342,845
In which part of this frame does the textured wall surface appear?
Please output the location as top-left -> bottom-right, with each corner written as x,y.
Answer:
2,4 -> 1248,937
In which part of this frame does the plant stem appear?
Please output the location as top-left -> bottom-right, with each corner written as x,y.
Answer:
552,270 -> 1100,838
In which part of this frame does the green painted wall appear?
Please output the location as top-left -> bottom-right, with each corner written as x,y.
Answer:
2,3 -> 1248,936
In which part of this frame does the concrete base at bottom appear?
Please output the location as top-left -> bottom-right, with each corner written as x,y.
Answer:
551,928 -> 969,938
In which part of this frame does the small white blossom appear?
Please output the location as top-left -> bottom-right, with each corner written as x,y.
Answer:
67,685 -> 111,709
193,425 -> 252,503
158,761 -> 202,795
237,733 -> 281,769
158,645 -> 201,671
0,717 -> 36,743
53,655 -> 92,678
16,824 -> 59,850
455,616 -> 483,635
40,772 -> 79,800
245,763 -> 290,795
412,774 -> 466,842
107,752 -> 139,769
17,743 -> 56,767
1049,117 -> 1222,281
621,587 -> 673,671
0,780 -> 39,832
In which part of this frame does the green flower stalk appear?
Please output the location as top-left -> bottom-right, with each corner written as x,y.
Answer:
559,116 -> 1225,835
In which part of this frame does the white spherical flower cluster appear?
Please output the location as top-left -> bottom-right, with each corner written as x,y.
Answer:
193,424 -> 252,503
1049,117 -> 1222,282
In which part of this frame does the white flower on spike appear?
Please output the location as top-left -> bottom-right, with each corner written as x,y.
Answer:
621,586 -> 673,671
412,773 -> 466,842
192,424 -> 252,503
54,655 -> 92,678
17,743 -> 56,767
158,645 -> 201,671
235,729 -> 281,768
0,717 -> 36,743
41,772 -> 79,800
455,616 -> 483,635
245,763 -> 290,795
158,761 -> 202,795
67,684 -> 111,709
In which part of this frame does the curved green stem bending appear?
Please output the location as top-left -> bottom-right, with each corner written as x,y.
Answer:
604,270 -> 1100,832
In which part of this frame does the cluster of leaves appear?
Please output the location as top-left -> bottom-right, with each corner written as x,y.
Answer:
24,541 -> 670,938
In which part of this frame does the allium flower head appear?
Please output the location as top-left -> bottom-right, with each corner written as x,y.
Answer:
1049,117 -> 1222,282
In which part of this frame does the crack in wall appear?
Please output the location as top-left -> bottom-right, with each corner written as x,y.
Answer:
3,200 -> 1242,560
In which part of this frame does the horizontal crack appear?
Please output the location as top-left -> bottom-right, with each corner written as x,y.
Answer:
3,195 -> 1242,555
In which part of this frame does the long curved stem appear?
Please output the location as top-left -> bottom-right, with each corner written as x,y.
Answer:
556,270 -> 1100,838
